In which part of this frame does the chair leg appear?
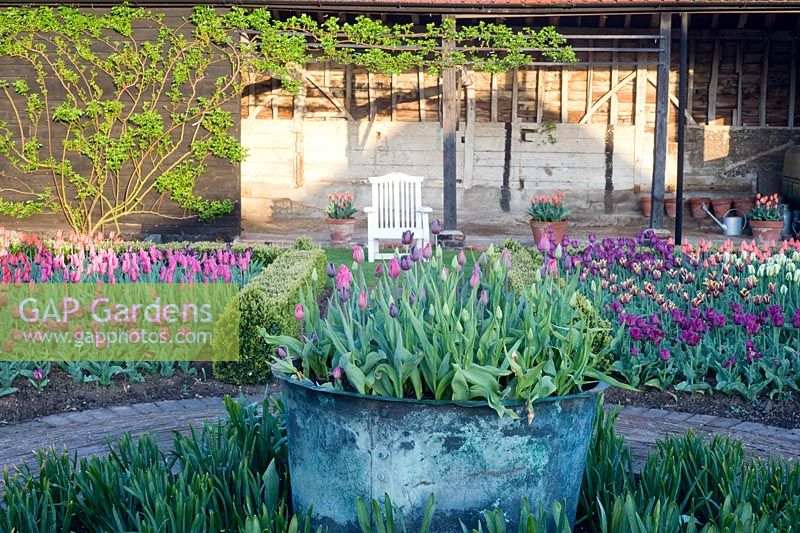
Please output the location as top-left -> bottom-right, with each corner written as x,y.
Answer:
368,239 -> 377,262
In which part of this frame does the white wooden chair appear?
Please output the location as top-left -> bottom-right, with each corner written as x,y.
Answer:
363,172 -> 432,262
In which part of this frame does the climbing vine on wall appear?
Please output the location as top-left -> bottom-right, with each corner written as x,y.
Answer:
0,5 -> 573,235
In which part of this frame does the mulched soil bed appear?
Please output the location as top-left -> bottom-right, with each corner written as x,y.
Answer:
605,387 -> 800,429
0,363 -> 268,425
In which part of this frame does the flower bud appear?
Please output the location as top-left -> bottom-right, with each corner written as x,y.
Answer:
332,366 -> 342,380
326,262 -> 336,278
352,245 -> 364,264
357,290 -> 368,310
389,303 -> 399,318
442,302 -> 450,317
430,219 -> 442,236
294,304 -> 305,320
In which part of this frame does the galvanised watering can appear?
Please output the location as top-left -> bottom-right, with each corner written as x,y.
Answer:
703,204 -> 746,236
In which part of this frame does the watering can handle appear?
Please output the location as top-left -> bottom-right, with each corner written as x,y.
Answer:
724,208 -> 747,228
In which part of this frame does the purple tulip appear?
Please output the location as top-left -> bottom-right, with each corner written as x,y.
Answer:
401,230 -> 414,246
409,291 -> 416,305
389,303 -> 399,318
630,346 -> 639,357
457,249 -> 467,266
400,255 -> 413,271
276,347 -> 288,358
326,262 -> 336,278
793,309 -> 800,328
659,349 -> 671,361
430,219 -> 442,236
410,245 -> 422,262
375,263 -> 384,277
422,242 -> 432,260
32,367 -> 44,381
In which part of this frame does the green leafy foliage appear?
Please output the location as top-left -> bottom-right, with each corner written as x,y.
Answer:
215,244 -> 327,384
526,192 -> 571,222
266,244 -> 623,420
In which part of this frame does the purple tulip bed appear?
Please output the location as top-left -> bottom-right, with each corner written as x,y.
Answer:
0,233 -> 320,424
533,231 -> 800,428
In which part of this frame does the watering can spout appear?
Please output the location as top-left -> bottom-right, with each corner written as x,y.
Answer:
702,204 -> 726,230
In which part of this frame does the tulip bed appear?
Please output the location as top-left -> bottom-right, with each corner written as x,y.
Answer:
531,232 -> 800,402
0,231 -> 322,403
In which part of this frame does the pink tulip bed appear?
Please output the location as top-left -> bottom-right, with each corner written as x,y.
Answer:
0,230 -> 324,423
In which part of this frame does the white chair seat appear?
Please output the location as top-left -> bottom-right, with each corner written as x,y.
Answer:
364,172 -> 432,261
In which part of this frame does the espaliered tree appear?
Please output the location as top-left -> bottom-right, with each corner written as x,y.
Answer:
0,5 -> 575,235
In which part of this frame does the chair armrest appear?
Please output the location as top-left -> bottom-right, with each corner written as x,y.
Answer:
416,206 -> 433,213
363,206 -> 376,213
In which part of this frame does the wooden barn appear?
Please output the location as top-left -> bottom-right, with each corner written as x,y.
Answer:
1,0 -> 799,240
241,0 -> 800,240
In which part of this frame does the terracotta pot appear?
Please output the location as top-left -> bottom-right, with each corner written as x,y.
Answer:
732,196 -> 755,213
688,197 -> 712,219
750,219 -> 783,246
529,220 -> 568,245
711,199 -> 732,219
326,218 -> 356,245
664,197 -> 678,218
640,196 -> 652,218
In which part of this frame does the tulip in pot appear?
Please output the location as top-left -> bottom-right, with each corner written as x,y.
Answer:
264,245 -> 625,532
528,191 -> 570,245
326,192 -> 357,245
748,193 -> 784,246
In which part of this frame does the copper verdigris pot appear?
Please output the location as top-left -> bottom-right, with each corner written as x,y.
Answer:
276,372 -> 607,532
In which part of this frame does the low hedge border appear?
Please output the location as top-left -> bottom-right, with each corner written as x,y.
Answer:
214,242 -> 327,384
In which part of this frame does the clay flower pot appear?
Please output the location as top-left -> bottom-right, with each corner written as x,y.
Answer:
529,220 -> 568,244
711,199 -> 732,219
750,219 -> 783,246
664,197 -> 678,218
640,196 -> 652,217
688,197 -> 712,219
326,218 -> 356,245
732,196 -> 755,213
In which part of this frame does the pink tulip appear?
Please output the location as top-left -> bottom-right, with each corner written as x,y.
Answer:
294,304 -> 305,320
469,268 -> 480,288
332,366 -> 342,380
335,264 -> 352,291
352,245 -> 364,264
357,290 -> 368,310
422,242 -> 432,260
388,258 -> 401,279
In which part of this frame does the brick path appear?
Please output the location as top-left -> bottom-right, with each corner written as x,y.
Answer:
0,397 -> 797,479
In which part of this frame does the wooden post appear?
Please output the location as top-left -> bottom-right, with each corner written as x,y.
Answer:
708,39 -> 720,125
687,38 -> 695,117
345,65 -> 353,118
735,41 -> 743,127
417,67 -> 426,122
391,74 -> 398,122
511,67 -> 519,123
649,13 -> 671,230
464,67 -> 476,190
610,44 -> 619,124
676,13 -> 688,245
490,72 -> 498,123
536,67 -> 545,124
560,67 -> 569,123
368,72 -> 376,121
759,39 -> 770,127
271,78 -> 280,119
292,71 -> 306,188
634,53 -> 647,192
789,39 -> 797,128
586,48 -> 594,117
442,15 -> 458,230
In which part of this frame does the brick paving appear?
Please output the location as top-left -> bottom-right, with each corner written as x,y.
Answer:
0,396 -> 796,480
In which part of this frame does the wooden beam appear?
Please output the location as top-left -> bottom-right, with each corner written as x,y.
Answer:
687,38 -> 695,119
708,39 -> 720,125
650,13 -> 671,230
735,41 -> 743,127
442,15 -> 458,230
368,72 -> 376,121
271,78 -> 279,119
676,12 -> 688,245
789,39 -> 796,128
292,72 -> 306,188
464,66 -> 476,190
609,44 -> 619,124
634,52 -> 647,192
645,75 -> 698,125
417,67 -> 426,122
490,72 -> 498,122
391,74 -> 398,122
536,67 -> 545,124
580,71 -> 636,124
345,65 -> 353,119
585,47 -> 594,118
303,72 -> 354,120
760,39 -> 770,127
511,67 -> 519,123
560,66 -> 568,123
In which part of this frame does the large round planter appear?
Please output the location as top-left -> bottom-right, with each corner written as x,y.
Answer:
277,373 -> 605,532
664,197 -> 678,218
529,220 -> 568,244
327,218 -> 356,245
711,199 -> 732,219
688,197 -> 711,219
640,196 -> 652,217
750,219 -> 783,246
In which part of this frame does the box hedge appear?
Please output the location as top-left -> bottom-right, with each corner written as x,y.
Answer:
214,246 -> 327,384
